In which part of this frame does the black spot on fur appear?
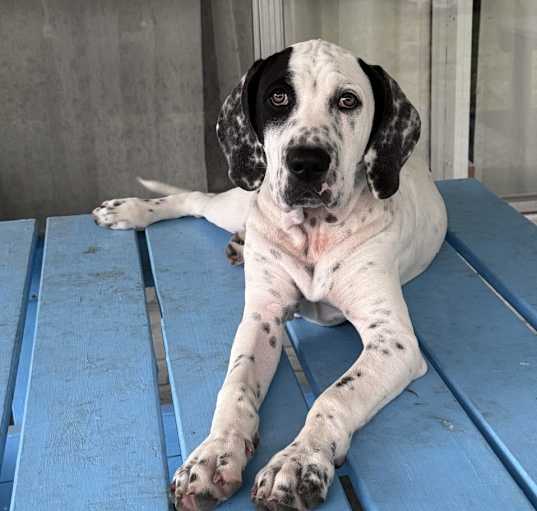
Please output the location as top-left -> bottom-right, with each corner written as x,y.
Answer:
330,442 -> 336,456
396,342 -> 405,350
262,322 -> 271,334
336,376 -> 354,387
269,336 -> 277,347
269,288 -> 282,298
325,214 -> 337,223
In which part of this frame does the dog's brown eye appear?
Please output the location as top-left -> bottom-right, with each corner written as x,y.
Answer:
338,92 -> 359,110
269,90 -> 289,107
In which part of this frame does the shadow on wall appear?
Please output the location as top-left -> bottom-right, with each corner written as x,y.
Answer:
0,0 -> 253,223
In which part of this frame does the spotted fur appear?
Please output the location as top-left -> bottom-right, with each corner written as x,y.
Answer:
92,39 -> 447,511
359,59 -> 421,199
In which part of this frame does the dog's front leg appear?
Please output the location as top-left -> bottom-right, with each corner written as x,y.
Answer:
252,255 -> 427,510
171,255 -> 299,511
92,187 -> 254,232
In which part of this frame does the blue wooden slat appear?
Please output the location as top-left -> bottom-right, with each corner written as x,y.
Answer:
0,482 -> 12,511
11,216 -> 169,511
288,309 -> 532,509
162,407 -> 182,482
438,178 -> 537,329
0,432 -> 19,511
12,237 -> 44,427
146,219 -> 351,510
162,404 -> 181,459
0,432 -> 19,484
404,242 -> 537,506
0,220 -> 36,470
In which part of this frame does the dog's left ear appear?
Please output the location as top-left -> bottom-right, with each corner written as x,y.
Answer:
216,60 -> 267,191
358,58 -> 421,199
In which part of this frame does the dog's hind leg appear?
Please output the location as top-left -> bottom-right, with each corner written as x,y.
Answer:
92,185 -> 255,233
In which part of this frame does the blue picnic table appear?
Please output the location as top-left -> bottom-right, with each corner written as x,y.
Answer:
1,179 -> 536,511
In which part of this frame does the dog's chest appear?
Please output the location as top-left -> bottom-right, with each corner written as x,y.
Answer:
277,212 -> 352,301
280,209 -> 346,262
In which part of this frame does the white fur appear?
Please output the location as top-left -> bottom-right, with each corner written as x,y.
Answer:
92,39 -> 447,510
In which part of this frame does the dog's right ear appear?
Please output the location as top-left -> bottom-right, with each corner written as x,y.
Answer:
216,60 -> 267,191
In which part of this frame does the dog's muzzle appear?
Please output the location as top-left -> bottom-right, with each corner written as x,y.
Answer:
282,145 -> 333,208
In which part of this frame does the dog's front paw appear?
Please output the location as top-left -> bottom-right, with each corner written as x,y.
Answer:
225,231 -> 245,266
171,430 -> 258,510
251,440 -> 335,510
92,197 -> 159,230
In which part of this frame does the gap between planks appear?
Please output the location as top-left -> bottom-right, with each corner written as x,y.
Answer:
0,236 -> 44,510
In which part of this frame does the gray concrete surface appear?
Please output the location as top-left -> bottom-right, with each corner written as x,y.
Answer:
0,0 -> 253,225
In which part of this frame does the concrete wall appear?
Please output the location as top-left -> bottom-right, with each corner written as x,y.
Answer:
0,0 -> 253,222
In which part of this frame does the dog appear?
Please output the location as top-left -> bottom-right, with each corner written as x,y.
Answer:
93,39 -> 447,511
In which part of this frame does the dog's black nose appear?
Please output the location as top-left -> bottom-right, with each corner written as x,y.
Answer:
286,146 -> 330,182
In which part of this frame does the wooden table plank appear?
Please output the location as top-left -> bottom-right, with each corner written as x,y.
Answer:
11,216 -> 169,511
146,218 -> 351,510
0,481 -> 12,511
11,238 -> 44,427
438,178 -> 537,329
404,242 -> 537,506
0,220 -> 35,468
0,432 -> 18,485
288,277 -> 533,510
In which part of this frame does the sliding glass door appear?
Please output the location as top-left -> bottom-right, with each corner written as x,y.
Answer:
473,1 -> 537,202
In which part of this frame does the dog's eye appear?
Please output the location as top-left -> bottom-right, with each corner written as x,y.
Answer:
269,90 -> 289,107
338,92 -> 360,110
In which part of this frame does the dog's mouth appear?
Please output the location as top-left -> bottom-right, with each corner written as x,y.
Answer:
281,180 -> 334,208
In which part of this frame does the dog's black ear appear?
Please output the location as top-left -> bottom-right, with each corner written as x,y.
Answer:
358,58 -> 421,199
216,59 -> 267,191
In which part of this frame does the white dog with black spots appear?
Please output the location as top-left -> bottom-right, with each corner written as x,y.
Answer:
93,39 -> 447,511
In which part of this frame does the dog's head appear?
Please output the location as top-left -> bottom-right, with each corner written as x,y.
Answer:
216,39 -> 420,209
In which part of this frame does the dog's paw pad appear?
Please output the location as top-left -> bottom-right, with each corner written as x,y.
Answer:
251,442 -> 334,510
